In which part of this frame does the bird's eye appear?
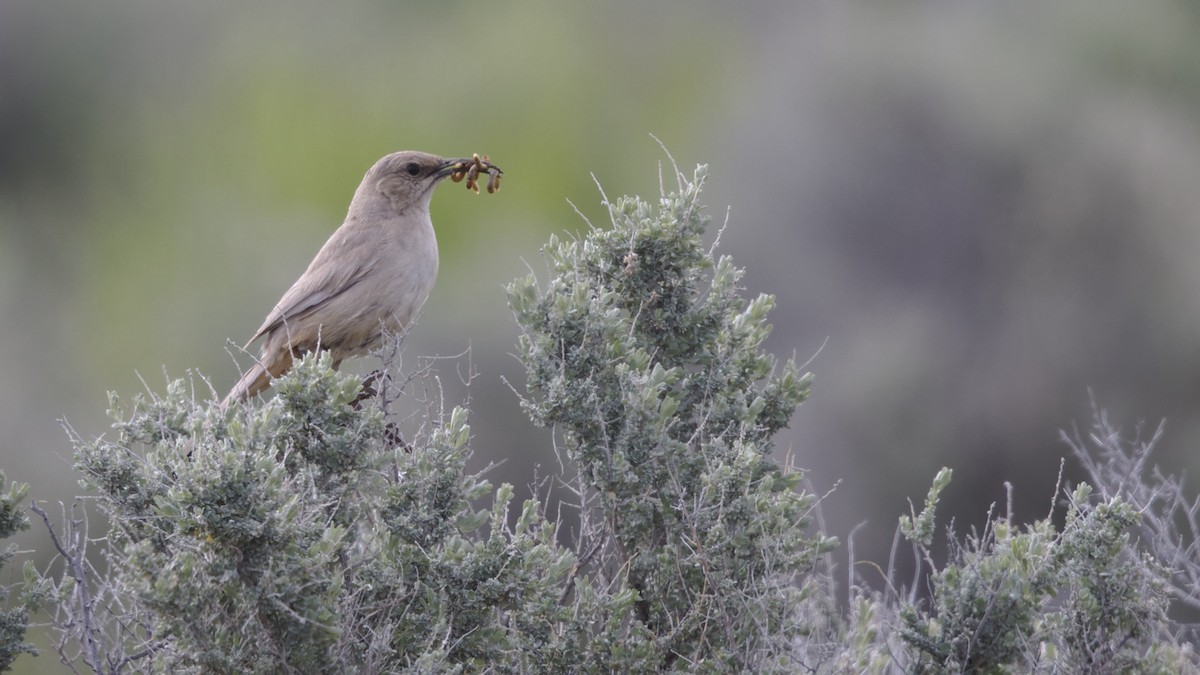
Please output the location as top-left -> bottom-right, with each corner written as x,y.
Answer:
405,162 -> 421,176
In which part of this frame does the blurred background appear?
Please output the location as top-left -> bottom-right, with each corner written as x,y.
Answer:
4,1 -> 1200,669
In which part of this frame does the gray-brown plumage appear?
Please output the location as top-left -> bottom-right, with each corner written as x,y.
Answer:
223,150 -> 491,408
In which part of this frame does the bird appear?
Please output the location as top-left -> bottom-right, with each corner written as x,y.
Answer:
222,150 -> 500,408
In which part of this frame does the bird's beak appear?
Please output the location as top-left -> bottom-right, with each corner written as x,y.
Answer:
436,158 -> 468,179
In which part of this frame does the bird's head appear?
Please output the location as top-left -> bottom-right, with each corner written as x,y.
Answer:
362,151 -> 502,214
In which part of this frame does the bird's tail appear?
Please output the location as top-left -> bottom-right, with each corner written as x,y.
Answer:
221,354 -> 290,410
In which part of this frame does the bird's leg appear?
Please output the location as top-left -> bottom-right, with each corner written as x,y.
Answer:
349,370 -> 410,451
351,369 -> 386,407
382,424 -> 410,452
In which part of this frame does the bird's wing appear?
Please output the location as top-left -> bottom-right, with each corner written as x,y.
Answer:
246,228 -> 377,346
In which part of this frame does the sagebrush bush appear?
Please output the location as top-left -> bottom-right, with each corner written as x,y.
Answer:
508,163 -> 836,670
0,472 -> 39,670
897,482 -> 1184,673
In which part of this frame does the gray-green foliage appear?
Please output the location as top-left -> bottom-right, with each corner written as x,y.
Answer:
0,472 -> 38,670
62,357 -> 592,673
508,163 -> 834,670
895,475 -> 1194,674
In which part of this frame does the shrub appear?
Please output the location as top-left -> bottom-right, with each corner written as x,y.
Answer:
0,472 -> 38,670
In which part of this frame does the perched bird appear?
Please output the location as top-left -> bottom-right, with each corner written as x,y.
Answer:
222,150 -> 500,407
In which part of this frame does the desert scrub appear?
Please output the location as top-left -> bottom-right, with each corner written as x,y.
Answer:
895,468 -> 1194,673
508,161 -> 835,671
0,471 -> 39,670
